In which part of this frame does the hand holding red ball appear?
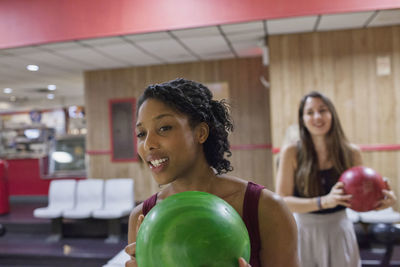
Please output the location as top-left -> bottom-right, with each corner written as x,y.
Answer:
338,166 -> 395,212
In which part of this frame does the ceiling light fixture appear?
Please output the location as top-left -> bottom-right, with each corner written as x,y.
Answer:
3,88 -> 12,94
26,65 -> 39,71
47,84 -> 57,91
47,93 -> 55,100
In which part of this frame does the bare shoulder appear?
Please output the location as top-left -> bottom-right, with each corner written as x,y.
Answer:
258,188 -> 297,236
349,143 -> 361,153
280,143 -> 298,165
258,188 -> 299,266
349,143 -> 362,165
129,203 -> 143,223
259,188 -> 295,224
281,142 -> 298,156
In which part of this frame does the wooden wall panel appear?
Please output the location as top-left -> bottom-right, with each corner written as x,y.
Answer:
269,26 -> 400,207
85,57 -> 272,201
392,26 -> 400,204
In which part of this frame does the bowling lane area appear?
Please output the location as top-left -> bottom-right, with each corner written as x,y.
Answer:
0,200 -> 127,266
3,200 -> 400,266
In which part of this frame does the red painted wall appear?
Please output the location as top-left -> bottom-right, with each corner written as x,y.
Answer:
5,158 -> 85,196
1,0 -> 400,49
6,159 -> 50,196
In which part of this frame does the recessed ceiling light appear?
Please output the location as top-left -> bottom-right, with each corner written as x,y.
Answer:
47,93 -> 55,100
26,65 -> 39,71
3,88 -> 12,94
47,84 -> 57,91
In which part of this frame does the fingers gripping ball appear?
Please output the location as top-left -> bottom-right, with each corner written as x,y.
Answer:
339,166 -> 388,212
136,191 -> 251,267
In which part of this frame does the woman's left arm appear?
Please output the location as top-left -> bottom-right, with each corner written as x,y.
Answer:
258,190 -> 299,267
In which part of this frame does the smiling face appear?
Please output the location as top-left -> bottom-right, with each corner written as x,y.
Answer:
302,96 -> 332,137
136,98 -> 206,185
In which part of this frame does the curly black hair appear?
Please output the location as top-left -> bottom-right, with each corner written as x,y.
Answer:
137,78 -> 234,174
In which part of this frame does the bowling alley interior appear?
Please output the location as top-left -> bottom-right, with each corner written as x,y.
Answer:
0,0 -> 400,266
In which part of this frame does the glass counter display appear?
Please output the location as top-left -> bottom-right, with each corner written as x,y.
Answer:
42,134 -> 86,178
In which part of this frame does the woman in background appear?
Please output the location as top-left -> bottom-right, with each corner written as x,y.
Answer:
276,91 -> 396,267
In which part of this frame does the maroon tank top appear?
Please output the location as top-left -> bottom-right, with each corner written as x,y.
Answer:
141,182 -> 265,267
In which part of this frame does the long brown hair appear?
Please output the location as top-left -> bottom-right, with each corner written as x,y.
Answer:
295,91 -> 354,197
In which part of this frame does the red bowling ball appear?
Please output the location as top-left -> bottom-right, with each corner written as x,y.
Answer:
339,166 -> 388,212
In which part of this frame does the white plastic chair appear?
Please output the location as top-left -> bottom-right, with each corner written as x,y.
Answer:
92,178 -> 134,219
346,208 -> 360,223
33,179 -> 77,219
63,179 -> 104,219
92,178 -> 134,243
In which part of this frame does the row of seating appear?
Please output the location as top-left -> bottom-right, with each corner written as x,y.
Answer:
346,207 -> 400,224
34,178 -> 134,220
33,178 -> 134,242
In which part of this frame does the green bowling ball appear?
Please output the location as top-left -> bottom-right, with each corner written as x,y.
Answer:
136,191 -> 251,267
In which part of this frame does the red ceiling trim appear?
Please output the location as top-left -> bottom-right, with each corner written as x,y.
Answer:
1,0 -> 400,49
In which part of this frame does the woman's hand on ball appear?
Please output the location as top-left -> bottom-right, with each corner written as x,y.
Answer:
322,182 -> 352,209
375,180 -> 397,210
375,189 -> 397,210
125,214 -> 144,267
125,243 -> 137,267
238,257 -> 251,267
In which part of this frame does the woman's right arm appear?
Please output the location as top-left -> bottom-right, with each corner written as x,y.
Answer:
276,144 -> 322,213
125,204 -> 144,267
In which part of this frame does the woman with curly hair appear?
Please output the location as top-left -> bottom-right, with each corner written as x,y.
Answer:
125,78 -> 298,267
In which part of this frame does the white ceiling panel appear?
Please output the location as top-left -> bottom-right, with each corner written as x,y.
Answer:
226,32 -> 265,44
0,67 -> 46,86
1,46 -> 43,55
177,35 -> 230,56
0,75 -> 21,84
16,51 -> 87,72
369,9 -> 400,27
267,16 -> 318,35
54,46 -> 126,69
0,50 -> 11,56
79,36 -> 125,47
134,39 -> 196,62
39,42 -> 99,69
172,26 -> 220,38
221,21 -> 265,35
22,68 -> 72,80
124,32 -> 171,42
0,54 -> 38,69
200,51 -> 235,60
318,11 -> 375,31
39,41 -> 85,51
0,54 -> 78,79
87,41 -> 162,66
